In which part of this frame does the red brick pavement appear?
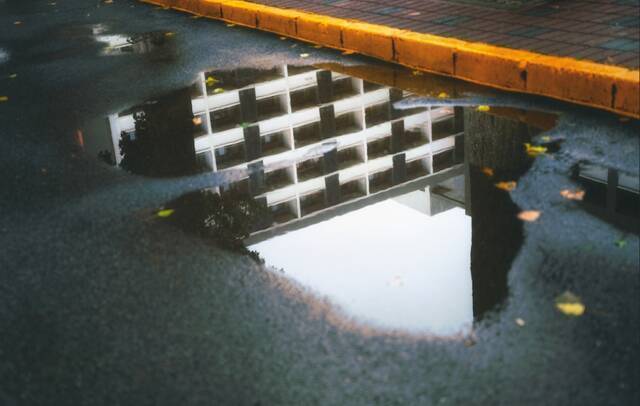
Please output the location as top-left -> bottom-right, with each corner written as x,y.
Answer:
251,0 -> 640,69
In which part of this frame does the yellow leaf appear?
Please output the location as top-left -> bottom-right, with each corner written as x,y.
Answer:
555,291 -> 585,316
205,76 -> 219,86
157,209 -> 175,218
437,92 -> 449,98
313,45 -> 323,49
226,23 -> 236,27
524,143 -> 547,157
477,105 -> 490,112
518,210 -> 541,222
213,88 -> 225,94
342,50 -> 355,55
164,31 -> 175,37
482,167 -> 494,177
560,189 -> 585,201
412,70 -> 423,76
495,181 -> 517,191
0,96 -> 8,102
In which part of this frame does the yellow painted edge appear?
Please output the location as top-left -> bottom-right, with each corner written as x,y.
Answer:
141,0 -> 640,118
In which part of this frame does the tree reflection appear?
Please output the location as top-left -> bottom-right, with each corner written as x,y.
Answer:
163,189 -> 270,262
119,88 -> 196,177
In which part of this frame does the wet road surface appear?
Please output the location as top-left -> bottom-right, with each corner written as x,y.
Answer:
1,1 -> 639,405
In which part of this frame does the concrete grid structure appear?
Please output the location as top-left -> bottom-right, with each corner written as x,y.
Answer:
192,65 -> 464,226
108,65 -> 465,233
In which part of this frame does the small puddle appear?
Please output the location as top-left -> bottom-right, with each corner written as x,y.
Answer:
78,62 -> 638,337
11,23 -> 177,64
94,28 -> 176,57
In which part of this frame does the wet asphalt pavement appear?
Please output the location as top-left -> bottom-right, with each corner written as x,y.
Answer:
1,1 -> 639,405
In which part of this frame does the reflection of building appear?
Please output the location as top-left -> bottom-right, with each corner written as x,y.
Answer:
101,64 -> 465,235
95,63 -> 579,333
193,65 -> 464,235
575,164 -> 640,233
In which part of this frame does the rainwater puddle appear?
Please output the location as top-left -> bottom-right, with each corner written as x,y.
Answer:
78,63 -> 638,337
94,28 -> 176,57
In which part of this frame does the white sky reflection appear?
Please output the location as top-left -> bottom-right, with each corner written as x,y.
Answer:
250,199 -> 473,336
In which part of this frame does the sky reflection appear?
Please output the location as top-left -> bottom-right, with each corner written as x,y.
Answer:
250,198 -> 473,336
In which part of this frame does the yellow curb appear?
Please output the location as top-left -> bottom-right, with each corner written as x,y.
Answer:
140,0 -> 640,118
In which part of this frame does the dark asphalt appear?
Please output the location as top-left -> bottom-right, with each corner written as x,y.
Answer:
1,1 -> 639,405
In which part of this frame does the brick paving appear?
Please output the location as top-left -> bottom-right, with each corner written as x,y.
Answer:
251,0 -> 640,69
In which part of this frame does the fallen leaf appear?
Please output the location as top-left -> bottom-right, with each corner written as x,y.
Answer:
482,167 -> 494,177
164,31 -> 175,37
495,181 -> 517,191
8,73 -> 17,79
560,189 -> 585,201
14,21 -> 22,25
518,210 -> 541,222
157,209 -> 175,218
412,70 -> 423,76
555,291 -> 585,316
299,53 -> 310,58
279,36 -> 287,40
342,50 -> 355,55
205,76 -> 219,86
477,105 -> 490,112
313,45 -> 323,49
192,116 -> 203,126
524,143 -> 547,157
213,88 -> 225,94
104,0 -> 113,3
515,318 -> 526,327
226,23 -> 236,27
0,96 -> 8,102
437,92 -> 449,98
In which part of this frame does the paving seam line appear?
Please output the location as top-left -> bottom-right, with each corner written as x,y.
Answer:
141,0 -> 640,118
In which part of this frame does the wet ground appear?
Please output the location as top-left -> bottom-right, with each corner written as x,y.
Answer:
1,1 -> 639,405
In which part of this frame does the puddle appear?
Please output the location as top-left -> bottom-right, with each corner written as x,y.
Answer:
94,29 -> 176,57
77,62 -> 637,337
11,23 -> 177,64
573,163 -> 640,235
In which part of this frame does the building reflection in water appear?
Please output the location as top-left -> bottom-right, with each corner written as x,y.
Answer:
573,164 -> 640,235
90,64 -> 558,336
